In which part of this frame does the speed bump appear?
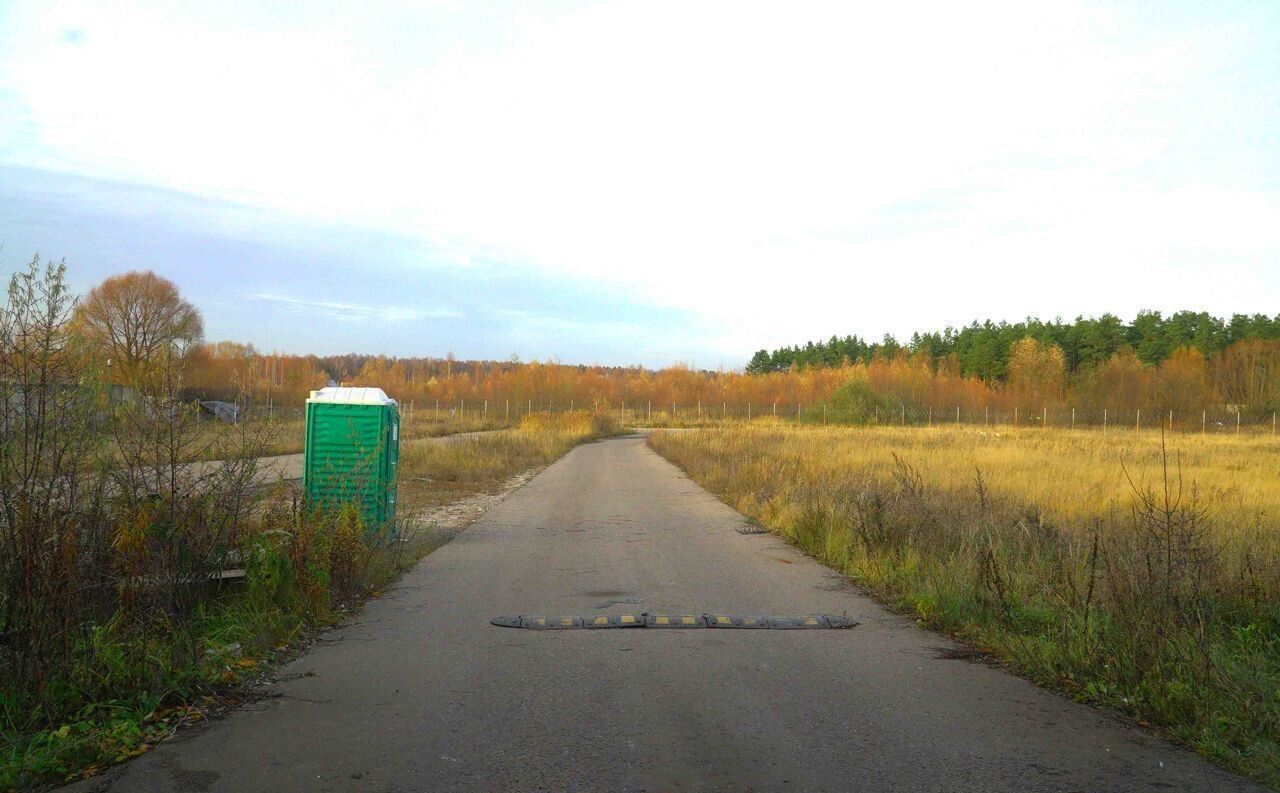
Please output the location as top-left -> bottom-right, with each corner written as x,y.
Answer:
583,614 -> 645,629
645,614 -> 706,628
765,616 -> 807,629
706,614 -> 767,628
821,614 -> 859,629
510,615 -> 583,630
490,613 -> 858,631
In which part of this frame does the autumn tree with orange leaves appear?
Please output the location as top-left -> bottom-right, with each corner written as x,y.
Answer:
75,271 -> 203,385
1155,347 -> 1214,416
1006,337 -> 1065,409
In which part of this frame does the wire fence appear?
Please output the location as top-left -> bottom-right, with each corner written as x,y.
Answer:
377,399 -> 1280,436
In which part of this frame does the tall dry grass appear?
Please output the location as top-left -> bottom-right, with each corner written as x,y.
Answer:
771,423 -> 1280,533
400,410 -> 514,440
398,410 -> 619,506
649,423 -> 1280,786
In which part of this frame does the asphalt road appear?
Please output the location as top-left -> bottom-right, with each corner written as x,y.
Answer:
71,435 -> 1262,792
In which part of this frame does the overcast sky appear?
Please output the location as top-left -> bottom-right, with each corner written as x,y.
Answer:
2,1 -> 1278,367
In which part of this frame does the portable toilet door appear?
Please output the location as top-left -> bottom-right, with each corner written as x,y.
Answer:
304,386 -> 399,534
384,405 -> 399,529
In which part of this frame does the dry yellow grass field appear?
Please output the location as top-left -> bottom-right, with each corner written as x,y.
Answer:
744,423 -> 1280,540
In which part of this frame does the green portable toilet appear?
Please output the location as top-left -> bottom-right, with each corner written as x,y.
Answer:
303,386 -> 399,533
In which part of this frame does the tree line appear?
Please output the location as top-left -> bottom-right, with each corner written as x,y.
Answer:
61,268 -> 850,414
747,311 -> 1280,379
35,263 -> 1280,423
184,344 -> 855,418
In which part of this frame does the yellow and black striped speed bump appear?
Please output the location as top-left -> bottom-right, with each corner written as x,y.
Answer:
490,613 -> 857,630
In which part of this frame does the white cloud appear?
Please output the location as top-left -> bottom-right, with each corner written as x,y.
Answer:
2,0 -> 1277,360
249,293 -> 460,323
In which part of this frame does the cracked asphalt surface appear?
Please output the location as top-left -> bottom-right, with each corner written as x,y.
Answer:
68,435 -> 1263,792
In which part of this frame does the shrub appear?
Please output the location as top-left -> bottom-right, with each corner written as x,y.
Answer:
808,377 -> 899,424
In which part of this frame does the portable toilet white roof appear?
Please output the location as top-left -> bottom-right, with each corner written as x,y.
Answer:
307,386 -> 397,406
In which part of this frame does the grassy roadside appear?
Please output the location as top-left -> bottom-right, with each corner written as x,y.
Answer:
0,412 -> 616,790
397,411 -> 620,511
648,423 -> 1280,788
401,412 -> 514,440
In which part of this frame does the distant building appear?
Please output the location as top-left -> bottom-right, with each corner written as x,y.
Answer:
199,400 -> 240,423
